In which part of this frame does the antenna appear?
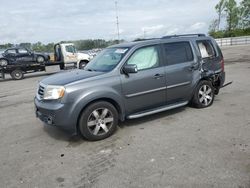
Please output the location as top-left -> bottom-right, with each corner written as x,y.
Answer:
115,1 -> 120,43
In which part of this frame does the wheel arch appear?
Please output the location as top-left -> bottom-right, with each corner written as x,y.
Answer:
77,59 -> 89,68
75,97 -> 125,133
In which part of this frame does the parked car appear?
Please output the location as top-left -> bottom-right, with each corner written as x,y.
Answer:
0,47 -> 49,66
35,34 -> 225,141
0,47 -> 50,80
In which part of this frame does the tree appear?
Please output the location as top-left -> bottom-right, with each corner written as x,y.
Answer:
215,0 -> 226,30
209,19 -> 219,33
224,0 -> 239,31
19,43 -> 31,49
239,0 -> 250,28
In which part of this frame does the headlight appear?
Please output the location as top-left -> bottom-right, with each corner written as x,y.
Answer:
43,85 -> 65,100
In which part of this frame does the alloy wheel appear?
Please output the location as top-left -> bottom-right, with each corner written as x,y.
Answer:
87,108 -> 114,136
198,85 -> 213,106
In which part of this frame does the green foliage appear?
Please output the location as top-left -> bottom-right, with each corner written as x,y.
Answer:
215,0 -> 226,30
209,27 -> 250,38
224,0 -> 239,31
209,0 -> 250,38
0,39 -> 124,52
239,0 -> 250,28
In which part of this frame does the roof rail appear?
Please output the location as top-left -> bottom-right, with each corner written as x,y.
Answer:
162,34 -> 206,39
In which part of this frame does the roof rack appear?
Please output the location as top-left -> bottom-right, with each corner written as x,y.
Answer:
162,34 -> 206,39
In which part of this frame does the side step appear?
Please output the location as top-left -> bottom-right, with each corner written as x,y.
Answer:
127,101 -> 189,119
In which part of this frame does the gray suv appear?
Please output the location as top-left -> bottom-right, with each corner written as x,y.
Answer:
35,34 -> 225,141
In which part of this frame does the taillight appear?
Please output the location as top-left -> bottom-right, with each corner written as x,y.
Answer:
220,58 -> 224,72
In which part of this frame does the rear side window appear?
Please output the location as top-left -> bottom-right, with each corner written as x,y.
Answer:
164,42 -> 193,65
17,49 -> 28,54
197,40 -> 216,58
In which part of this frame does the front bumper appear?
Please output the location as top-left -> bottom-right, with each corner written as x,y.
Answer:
34,97 -> 77,133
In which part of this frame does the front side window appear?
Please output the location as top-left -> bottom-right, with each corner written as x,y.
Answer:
164,42 -> 193,65
66,45 -> 76,53
84,48 -> 129,72
127,46 -> 159,71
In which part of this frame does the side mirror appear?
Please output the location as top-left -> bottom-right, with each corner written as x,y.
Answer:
123,64 -> 138,74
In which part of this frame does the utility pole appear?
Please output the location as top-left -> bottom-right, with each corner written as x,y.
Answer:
115,1 -> 120,43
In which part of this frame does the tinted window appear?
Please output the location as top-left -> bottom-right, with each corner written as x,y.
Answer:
6,49 -> 16,54
127,46 -> 159,71
164,42 -> 193,65
197,40 -> 216,58
17,49 -> 28,54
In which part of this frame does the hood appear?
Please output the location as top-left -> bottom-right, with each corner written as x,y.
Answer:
77,52 -> 90,60
40,69 -> 104,86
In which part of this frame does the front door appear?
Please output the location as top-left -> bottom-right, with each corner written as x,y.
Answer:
63,45 -> 78,64
121,45 -> 166,115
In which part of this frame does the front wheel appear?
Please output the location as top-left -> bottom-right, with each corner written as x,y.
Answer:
78,101 -> 118,141
192,80 -> 215,108
11,69 -> 24,80
0,59 -> 8,66
79,61 -> 88,69
37,56 -> 45,63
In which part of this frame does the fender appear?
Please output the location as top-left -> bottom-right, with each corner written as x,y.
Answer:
67,87 -> 125,129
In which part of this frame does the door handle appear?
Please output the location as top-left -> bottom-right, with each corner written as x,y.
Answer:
154,74 -> 164,79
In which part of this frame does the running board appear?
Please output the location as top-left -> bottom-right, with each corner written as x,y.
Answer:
127,101 -> 189,119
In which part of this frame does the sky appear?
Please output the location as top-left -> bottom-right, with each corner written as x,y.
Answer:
0,0 -> 237,44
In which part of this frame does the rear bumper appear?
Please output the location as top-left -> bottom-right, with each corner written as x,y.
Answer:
34,97 -> 77,133
220,71 -> 226,87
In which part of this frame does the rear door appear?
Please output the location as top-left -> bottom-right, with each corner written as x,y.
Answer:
121,45 -> 166,114
163,41 -> 198,104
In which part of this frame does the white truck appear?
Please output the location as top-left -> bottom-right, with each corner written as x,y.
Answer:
49,43 -> 91,69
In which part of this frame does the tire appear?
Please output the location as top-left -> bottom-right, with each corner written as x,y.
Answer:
79,61 -> 88,69
11,69 -> 24,80
59,63 -> 65,70
78,101 -> 118,141
192,80 -> 215,108
37,56 -> 45,63
0,59 -> 8,66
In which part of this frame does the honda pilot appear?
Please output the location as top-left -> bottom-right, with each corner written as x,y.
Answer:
35,34 -> 225,141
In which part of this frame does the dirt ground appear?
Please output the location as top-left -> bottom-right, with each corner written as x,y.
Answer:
0,45 -> 249,188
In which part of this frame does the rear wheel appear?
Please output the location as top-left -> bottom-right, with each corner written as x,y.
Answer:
78,101 -> 118,141
192,80 -> 215,108
11,69 -> 24,80
59,63 -> 65,70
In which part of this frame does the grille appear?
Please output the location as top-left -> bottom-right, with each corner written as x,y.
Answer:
37,84 -> 45,100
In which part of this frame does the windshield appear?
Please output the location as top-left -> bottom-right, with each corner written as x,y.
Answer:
84,47 -> 129,72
